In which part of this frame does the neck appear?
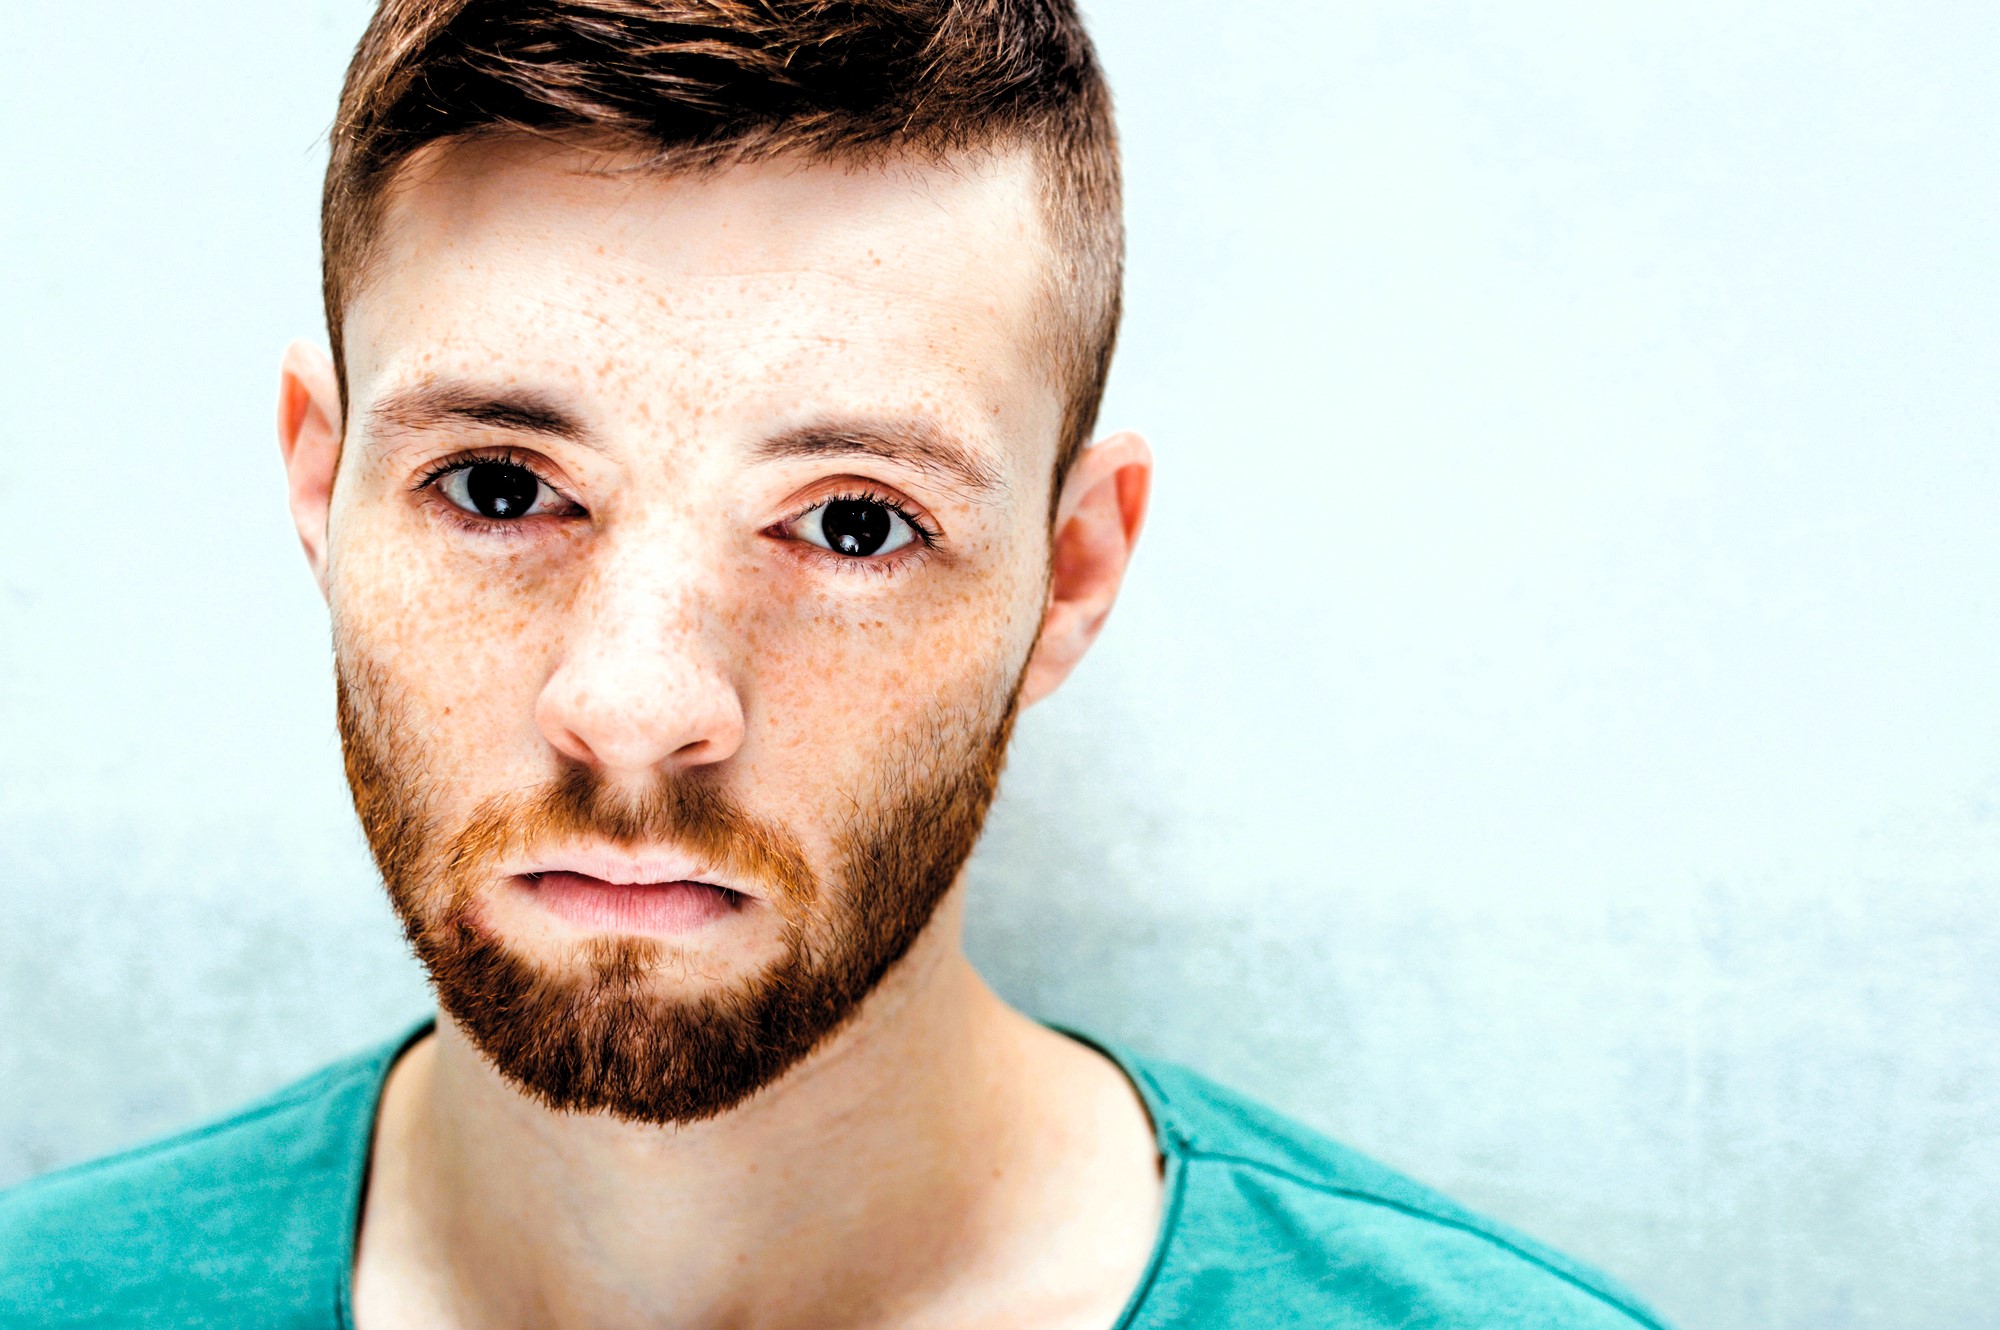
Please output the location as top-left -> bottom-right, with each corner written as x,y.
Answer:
356,892 -> 1158,1329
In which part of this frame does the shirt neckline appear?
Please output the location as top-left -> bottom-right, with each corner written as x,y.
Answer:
335,1017 -> 1188,1330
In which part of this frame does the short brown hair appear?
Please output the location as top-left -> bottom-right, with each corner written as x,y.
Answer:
322,0 -> 1123,487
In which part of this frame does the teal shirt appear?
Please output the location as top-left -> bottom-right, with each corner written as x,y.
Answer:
0,1024 -> 1667,1328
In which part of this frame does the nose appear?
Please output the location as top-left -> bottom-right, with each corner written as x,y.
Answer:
534,550 -> 747,777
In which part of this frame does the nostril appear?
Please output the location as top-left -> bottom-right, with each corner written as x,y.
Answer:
550,724 -> 598,767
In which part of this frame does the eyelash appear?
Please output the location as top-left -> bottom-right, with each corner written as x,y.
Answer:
414,447 -> 556,495
412,448 -> 576,540
784,485 -> 941,545
768,484 -> 943,579
411,452 -> 943,565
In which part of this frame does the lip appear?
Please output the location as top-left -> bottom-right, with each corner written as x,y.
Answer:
517,872 -> 746,935
500,844 -> 758,937
509,846 -> 749,897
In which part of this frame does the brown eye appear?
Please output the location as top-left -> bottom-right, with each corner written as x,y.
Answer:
439,461 -> 555,520
792,498 -> 917,557
822,500 -> 892,554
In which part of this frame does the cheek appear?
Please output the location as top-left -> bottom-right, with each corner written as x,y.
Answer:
740,544 -> 1045,783
330,506 -> 569,795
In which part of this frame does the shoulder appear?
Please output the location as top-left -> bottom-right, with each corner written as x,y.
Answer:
1114,1050 -> 1671,1330
0,1031 -> 411,1329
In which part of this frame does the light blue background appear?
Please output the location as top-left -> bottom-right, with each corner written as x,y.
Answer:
3,4 -> 1995,1327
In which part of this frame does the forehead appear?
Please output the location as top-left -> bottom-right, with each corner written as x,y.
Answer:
342,137 -> 1061,464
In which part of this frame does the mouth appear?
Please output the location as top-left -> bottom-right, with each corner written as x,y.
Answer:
506,848 -> 755,936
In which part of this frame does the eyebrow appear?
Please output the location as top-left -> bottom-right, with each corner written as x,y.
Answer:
365,381 -> 590,446
365,383 -> 1007,501
749,419 -> 1008,502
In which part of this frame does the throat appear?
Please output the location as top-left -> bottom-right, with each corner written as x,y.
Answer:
355,950 -> 1158,1330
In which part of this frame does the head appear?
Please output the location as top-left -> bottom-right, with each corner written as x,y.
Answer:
278,0 -> 1150,1125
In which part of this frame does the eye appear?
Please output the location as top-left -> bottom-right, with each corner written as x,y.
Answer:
435,459 -> 568,521
786,496 -> 922,558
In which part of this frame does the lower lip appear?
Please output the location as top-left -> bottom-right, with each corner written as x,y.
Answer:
518,872 -> 745,935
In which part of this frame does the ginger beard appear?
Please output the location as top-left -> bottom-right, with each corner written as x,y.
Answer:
335,649 -> 1024,1125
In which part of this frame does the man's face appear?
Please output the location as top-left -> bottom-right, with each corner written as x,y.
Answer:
324,139 -> 1065,1121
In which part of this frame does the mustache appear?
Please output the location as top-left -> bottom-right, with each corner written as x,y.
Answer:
441,763 -> 820,914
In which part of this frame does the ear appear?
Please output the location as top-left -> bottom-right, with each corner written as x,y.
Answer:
1019,430 -> 1152,708
277,340 -> 344,601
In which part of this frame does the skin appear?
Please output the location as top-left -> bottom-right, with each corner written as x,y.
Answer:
278,137 -> 1157,1329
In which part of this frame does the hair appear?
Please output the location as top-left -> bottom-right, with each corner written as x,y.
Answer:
322,0 -> 1122,490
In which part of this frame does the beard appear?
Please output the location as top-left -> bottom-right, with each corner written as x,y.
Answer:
335,651 -> 1022,1126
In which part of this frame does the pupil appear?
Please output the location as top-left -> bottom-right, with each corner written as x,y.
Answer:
823,500 -> 892,556
467,463 -> 539,519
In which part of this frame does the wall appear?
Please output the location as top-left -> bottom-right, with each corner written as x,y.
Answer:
2,4 -> 1994,1326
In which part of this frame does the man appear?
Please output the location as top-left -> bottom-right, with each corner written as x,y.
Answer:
0,2 -> 1666,1326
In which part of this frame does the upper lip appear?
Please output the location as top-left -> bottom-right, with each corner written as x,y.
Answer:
511,846 -> 747,896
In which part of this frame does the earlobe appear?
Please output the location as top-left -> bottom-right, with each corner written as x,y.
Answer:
1019,431 -> 1153,708
277,340 -> 344,601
